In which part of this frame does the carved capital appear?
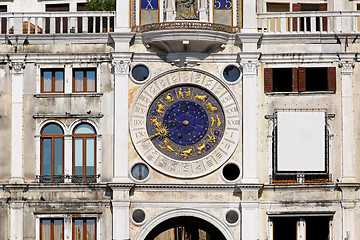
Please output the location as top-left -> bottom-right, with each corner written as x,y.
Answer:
339,61 -> 355,75
112,60 -> 131,75
240,60 -> 260,75
9,61 -> 25,73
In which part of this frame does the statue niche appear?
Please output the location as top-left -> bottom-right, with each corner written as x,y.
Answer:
175,0 -> 198,20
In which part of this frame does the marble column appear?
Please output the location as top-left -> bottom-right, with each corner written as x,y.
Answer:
339,58 -> 355,182
165,0 -> 175,21
112,53 -> 133,182
240,53 -> 260,183
242,0 -> 257,33
116,0 -> 131,31
9,55 -> 26,184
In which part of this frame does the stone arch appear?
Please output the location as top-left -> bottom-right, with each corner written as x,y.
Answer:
135,208 -> 235,240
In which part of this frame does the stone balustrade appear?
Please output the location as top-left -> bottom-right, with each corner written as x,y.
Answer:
0,11 -> 115,34
258,11 -> 360,34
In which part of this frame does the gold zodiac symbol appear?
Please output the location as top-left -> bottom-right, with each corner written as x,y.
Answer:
197,143 -> 206,154
150,116 -> 162,128
178,88 -> 184,99
182,148 -> 192,158
156,102 -> 165,114
159,138 -> 175,153
194,94 -> 207,102
207,131 -> 217,143
165,93 -> 174,102
211,116 -> 216,127
216,115 -> 222,128
206,102 -> 217,113
185,88 -> 191,98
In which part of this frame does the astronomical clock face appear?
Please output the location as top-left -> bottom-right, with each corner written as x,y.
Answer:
130,69 -> 241,178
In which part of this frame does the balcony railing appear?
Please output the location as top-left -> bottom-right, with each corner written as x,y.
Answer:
37,174 -> 99,183
133,21 -> 240,34
0,12 -> 115,35
258,11 -> 360,34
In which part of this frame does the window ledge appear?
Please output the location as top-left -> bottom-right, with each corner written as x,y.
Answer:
34,93 -> 103,98
266,91 -> 335,96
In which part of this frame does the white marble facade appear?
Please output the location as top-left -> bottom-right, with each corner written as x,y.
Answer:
0,0 -> 360,240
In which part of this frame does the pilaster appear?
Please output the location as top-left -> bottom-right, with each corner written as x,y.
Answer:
237,184 -> 263,240
9,54 -> 26,184
108,183 -> 134,240
241,0 -> 257,33
64,135 -> 73,183
239,53 -> 260,184
338,55 -> 356,183
111,52 -> 133,182
165,0 -> 175,21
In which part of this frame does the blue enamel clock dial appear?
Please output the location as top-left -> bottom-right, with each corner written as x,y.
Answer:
146,85 -> 225,161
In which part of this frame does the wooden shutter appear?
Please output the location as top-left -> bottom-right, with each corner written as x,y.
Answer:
319,3 -> 328,32
292,68 -> 299,92
292,3 -> 301,32
327,67 -> 336,91
264,68 -> 273,93
298,67 -> 306,92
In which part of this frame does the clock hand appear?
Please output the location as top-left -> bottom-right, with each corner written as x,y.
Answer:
142,132 -> 160,142
142,124 -> 169,142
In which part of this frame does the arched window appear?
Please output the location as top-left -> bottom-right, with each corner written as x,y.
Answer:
73,123 -> 96,182
41,123 -> 64,183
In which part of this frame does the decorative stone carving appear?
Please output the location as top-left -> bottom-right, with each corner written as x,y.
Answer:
112,60 -> 131,75
175,0 -> 198,20
339,61 -> 355,75
240,60 -> 259,75
9,61 -> 25,73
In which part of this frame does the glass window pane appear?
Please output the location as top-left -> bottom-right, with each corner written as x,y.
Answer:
54,138 -> 63,175
43,71 -> 52,92
86,70 -> 96,91
43,124 -> 63,134
75,124 -> 95,134
41,220 -> 51,240
42,139 -> 52,176
74,71 -> 84,92
86,138 -> 95,175
86,219 -> 96,240
53,220 -> 63,240
74,219 -> 84,240
54,71 -> 64,92
75,138 -> 83,175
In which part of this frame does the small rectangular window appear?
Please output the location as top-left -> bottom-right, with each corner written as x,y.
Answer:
41,69 -> 64,93
40,219 -> 64,240
72,218 -> 96,240
73,68 -> 97,93
264,67 -> 336,93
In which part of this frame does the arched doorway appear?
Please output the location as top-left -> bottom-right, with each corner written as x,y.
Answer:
146,216 -> 226,240
135,209 -> 235,240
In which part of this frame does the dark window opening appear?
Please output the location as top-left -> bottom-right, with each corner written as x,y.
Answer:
305,216 -> 330,240
272,216 -> 331,240
273,217 -> 297,240
273,68 -> 293,92
305,68 -> 328,91
293,3 -> 327,32
267,3 -> 290,12
0,5 -> 7,34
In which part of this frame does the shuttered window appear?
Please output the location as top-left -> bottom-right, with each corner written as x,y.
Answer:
292,3 -> 327,32
264,67 -> 336,93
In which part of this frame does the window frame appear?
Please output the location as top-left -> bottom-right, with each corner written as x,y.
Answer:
41,69 -> 65,93
40,124 -> 64,183
72,124 -> 97,183
271,109 -> 330,184
264,67 -> 336,93
72,68 -> 97,93
72,218 -> 97,240
40,218 -> 64,240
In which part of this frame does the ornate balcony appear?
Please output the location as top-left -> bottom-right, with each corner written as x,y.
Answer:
133,22 -> 239,53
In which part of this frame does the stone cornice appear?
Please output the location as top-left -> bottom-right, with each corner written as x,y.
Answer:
261,53 -> 339,64
3,34 -> 111,45
133,184 -> 237,191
